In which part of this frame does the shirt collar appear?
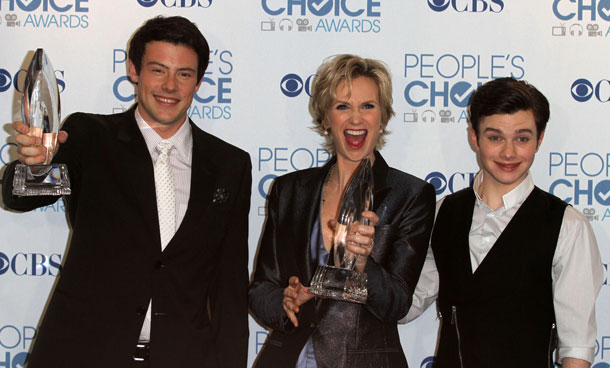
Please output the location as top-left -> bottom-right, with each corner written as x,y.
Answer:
473,171 -> 534,211
134,108 -> 192,163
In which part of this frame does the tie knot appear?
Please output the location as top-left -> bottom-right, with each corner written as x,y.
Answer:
156,140 -> 173,155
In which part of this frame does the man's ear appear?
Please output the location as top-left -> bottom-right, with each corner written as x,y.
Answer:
194,77 -> 203,92
535,130 -> 545,152
469,125 -> 480,152
128,60 -> 139,84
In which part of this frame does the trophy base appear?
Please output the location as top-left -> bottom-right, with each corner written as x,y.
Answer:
309,264 -> 367,304
12,163 -> 71,196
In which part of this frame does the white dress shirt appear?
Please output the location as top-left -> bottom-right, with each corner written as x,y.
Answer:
135,109 -> 193,342
405,172 -> 604,363
135,109 -> 192,231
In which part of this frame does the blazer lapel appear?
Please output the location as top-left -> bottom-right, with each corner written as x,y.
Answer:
115,106 -> 160,246
372,151 -> 391,218
163,122 -> 216,253
299,157 -> 335,283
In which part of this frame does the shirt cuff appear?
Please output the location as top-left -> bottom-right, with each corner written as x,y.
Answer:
557,347 -> 596,364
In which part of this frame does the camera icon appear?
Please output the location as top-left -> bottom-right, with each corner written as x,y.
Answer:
5,14 -> 20,27
586,24 -> 602,37
582,208 -> 599,221
297,18 -> 312,32
439,110 -> 454,123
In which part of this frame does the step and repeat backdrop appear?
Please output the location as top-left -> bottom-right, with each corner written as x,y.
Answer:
0,0 -> 609,367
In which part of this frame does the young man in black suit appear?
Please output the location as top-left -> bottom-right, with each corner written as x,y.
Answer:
3,16 -> 251,368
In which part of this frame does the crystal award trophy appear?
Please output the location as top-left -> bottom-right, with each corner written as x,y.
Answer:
12,49 -> 71,196
309,158 -> 373,304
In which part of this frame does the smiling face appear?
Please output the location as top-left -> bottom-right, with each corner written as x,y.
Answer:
129,41 -> 201,138
471,109 -> 544,196
324,76 -> 382,165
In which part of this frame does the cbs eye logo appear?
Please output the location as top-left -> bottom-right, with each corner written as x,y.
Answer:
0,252 -> 9,275
280,73 -> 316,97
428,0 -> 451,11
1,143 -> 17,165
0,69 -> 13,93
571,78 -> 610,103
137,0 -> 157,7
420,357 -> 436,368
425,171 -> 448,195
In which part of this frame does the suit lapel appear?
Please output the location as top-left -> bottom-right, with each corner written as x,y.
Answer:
115,106 -> 160,247
371,151 -> 391,215
299,157 -> 334,283
163,121 -> 216,253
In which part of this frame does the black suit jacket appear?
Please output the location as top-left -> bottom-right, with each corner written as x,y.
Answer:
249,152 -> 435,368
2,106 -> 251,368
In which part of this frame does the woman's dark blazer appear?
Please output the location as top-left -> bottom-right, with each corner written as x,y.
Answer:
249,151 -> 435,368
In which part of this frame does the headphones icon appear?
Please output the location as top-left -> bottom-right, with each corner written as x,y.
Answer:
570,23 -> 583,36
422,110 -> 436,123
279,18 -> 293,31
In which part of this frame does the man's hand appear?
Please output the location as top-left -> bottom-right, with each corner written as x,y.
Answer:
282,276 -> 314,327
13,121 -> 68,165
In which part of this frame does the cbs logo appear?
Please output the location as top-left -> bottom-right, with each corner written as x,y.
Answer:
425,171 -> 475,195
427,0 -> 504,13
280,73 -> 316,97
0,69 -> 14,92
136,0 -> 212,8
0,68 -> 65,94
571,78 -> 610,102
420,357 -> 435,368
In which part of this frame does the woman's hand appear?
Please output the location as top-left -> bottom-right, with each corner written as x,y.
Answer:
345,210 -> 379,273
282,276 -> 315,327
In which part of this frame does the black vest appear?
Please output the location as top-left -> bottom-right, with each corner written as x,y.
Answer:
432,187 -> 567,368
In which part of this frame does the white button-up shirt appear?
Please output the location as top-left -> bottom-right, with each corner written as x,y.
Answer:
405,172 -> 604,363
135,108 -> 192,233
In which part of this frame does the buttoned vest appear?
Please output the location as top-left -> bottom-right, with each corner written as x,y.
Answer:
432,187 -> 567,368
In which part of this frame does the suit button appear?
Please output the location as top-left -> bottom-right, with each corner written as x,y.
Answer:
155,261 -> 166,269
136,307 -> 147,316
309,322 -> 316,329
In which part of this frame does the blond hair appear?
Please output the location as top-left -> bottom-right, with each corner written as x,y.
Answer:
309,54 -> 395,153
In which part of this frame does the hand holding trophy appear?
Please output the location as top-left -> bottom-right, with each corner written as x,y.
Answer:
309,158 -> 373,304
12,49 -> 71,196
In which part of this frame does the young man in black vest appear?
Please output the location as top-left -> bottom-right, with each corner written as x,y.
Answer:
406,78 -> 604,368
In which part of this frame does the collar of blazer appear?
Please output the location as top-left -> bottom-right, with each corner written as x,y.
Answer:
113,104 -> 222,252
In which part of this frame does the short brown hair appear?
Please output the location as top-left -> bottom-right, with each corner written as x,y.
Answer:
129,16 -> 209,84
468,77 -> 549,139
